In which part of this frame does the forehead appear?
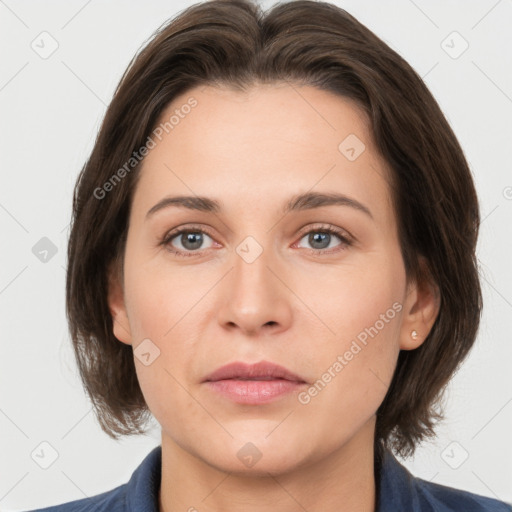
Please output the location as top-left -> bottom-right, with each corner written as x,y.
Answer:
133,83 -> 395,225
155,82 -> 374,158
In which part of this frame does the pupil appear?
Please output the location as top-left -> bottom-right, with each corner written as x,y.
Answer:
183,232 -> 202,250
310,232 -> 329,249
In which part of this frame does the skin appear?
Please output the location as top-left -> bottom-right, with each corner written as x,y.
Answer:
108,83 -> 440,512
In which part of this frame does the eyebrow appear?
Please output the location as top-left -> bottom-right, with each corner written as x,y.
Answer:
146,191 -> 373,220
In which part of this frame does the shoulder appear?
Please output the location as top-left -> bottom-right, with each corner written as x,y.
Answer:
18,445 -> 162,512
20,484 -> 127,512
414,476 -> 512,512
378,447 -> 512,512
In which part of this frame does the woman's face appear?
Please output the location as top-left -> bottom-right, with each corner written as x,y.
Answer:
109,83 -> 431,474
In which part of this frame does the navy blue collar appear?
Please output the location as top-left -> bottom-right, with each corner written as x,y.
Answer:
123,445 -> 510,512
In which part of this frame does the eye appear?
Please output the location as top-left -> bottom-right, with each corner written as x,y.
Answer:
162,227 -> 216,257
161,223 -> 353,258
295,225 -> 352,254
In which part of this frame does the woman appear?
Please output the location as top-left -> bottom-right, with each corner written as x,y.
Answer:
24,0 -> 511,510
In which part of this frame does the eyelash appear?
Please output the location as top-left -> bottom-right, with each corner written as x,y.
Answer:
160,223 -> 353,258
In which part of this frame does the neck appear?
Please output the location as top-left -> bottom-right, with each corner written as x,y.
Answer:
159,418 -> 377,512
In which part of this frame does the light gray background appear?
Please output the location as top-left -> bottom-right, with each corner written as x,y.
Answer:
1,0 -> 511,509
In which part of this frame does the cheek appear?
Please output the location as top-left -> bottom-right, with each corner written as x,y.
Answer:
297,259 -> 404,424
300,258 -> 404,352
123,271 -> 203,434
122,257 -> 210,420
295,313 -> 401,454
303,302 -> 402,408
123,251 -> 208,341
132,355 -> 213,461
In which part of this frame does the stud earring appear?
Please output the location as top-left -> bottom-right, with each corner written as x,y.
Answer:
411,330 -> 418,340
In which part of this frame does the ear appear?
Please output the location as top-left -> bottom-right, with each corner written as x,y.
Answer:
399,257 -> 440,350
107,259 -> 133,346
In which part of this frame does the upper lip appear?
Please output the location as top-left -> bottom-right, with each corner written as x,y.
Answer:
203,361 -> 306,383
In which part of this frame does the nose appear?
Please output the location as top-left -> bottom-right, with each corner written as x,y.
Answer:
216,239 -> 293,336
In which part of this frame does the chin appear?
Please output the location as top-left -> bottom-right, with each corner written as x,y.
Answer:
197,433 -> 313,477
210,450 -> 305,477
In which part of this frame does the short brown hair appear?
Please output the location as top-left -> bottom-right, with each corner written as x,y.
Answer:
66,0 -> 482,458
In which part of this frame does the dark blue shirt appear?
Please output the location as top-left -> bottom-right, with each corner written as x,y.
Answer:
23,445 -> 511,511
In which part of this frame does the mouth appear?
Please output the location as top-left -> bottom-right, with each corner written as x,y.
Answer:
203,361 -> 307,404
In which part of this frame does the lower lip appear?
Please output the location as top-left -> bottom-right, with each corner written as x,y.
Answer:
205,379 -> 306,404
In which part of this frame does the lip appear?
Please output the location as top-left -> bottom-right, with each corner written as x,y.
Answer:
203,360 -> 306,383
203,361 -> 307,405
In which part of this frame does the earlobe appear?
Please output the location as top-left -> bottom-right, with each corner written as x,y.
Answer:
399,260 -> 440,351
107,261 -> 133,346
